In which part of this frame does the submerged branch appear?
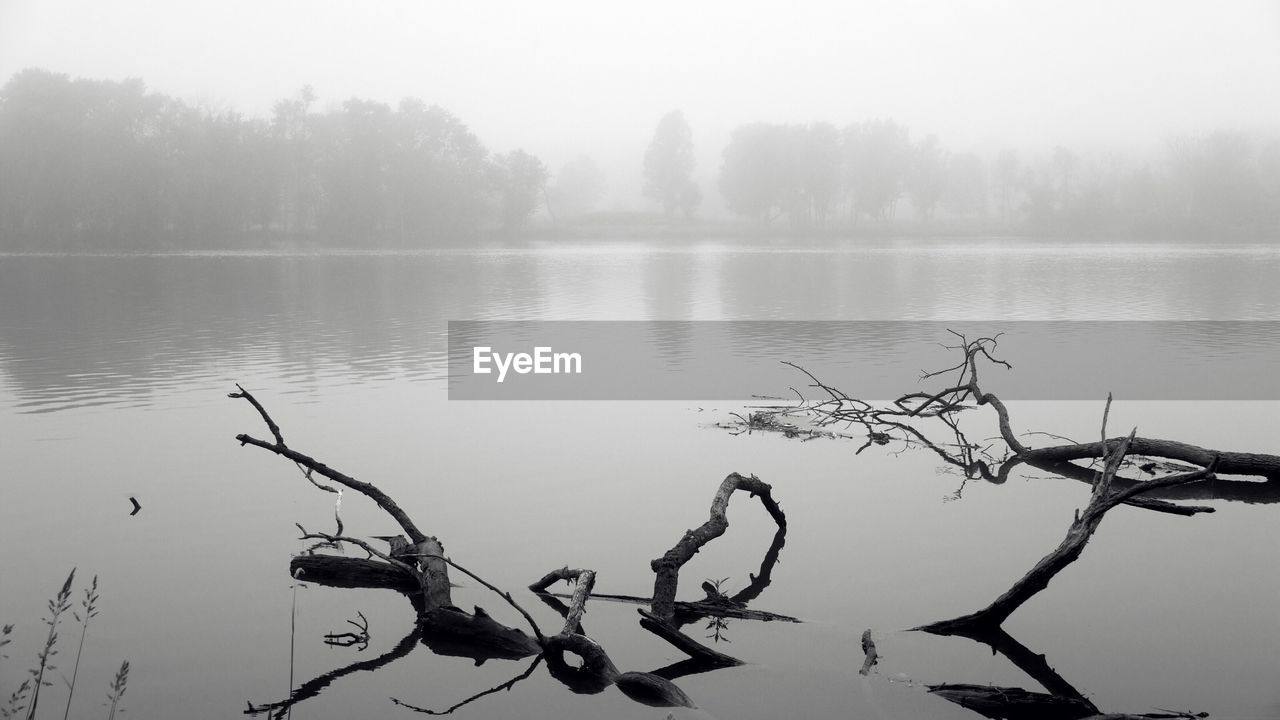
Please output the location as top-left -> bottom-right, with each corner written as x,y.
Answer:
650,472 -> 786,620
231,386 -> 427,545
919,425 -> 1219,634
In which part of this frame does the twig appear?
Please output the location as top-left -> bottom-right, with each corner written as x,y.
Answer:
229,385 -> 285,447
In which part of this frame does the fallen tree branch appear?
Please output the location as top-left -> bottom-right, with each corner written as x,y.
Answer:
536,526 -> 797,625
246,621 -> 421,719
858,629 -> 879,676
918,413 -> 1220,634
637,609 -> 742,667
419,553 -> 544,644
734,333 -> 1275,514
231,386 -> 427,544
650,472 -> 786,621
233,388 -> 754,712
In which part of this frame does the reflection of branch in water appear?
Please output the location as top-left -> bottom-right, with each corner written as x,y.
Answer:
390,655 -> 543,715
649,657 -> 735,682
927,683 -> 1097,720
922,625 -> 1214,720
323,611 -> 370,651
728,526 -> 787,608
919,413 -> 1220,634
235,389 -> 767,713
942,625 -> 1092,706
928,683 -> 1207,720
246,623 -> 421,719
650,473 -> 786,622
909,405 -> 1216,720
704,616 -> 731,643
1026,456 -> 1280,507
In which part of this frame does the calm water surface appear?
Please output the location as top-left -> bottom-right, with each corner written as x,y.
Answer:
1,239 -> 1277,720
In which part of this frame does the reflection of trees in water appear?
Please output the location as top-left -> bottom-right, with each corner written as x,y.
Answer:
4,252 -> 1279,409
0,256 -> 533,409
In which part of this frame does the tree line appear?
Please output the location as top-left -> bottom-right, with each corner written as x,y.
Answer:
717,118 -> 1280,238
0,68 -> 565,249
1,68 -> 1276,249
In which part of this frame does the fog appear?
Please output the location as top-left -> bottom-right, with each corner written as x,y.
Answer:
4,1 -> 1279,164
1,1 -> 1278,237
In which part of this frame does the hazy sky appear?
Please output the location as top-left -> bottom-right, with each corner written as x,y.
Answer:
2,0 -> 1278,194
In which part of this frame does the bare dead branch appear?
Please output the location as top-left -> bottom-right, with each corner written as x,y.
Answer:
650,472 -> 786,621
918,409 -> 1220,634
229,384 -> 286,447
231,387 -> 428,544
295,526 -> 419,578
858,629 -> 879,676
637,609 -> 741,667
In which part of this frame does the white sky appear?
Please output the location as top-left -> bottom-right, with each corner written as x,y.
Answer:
2,0 -> 1278,198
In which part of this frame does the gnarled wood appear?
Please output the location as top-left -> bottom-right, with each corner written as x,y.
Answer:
919,428 -> 1219,634
638,609 -> 742,667
650,472 -> 786,620
1023,438 -> 1280,479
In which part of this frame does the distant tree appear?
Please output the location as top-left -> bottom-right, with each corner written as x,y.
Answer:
271,85 -> 317,233
1019,164 -> 1059,232
387,98 -> 489,240
719,123 -> 788,222
317,98 -> 394,240
907,134 -> 948,220
549,155 -> 606,218
719,122 -> 839,226
643,110 -> 699,218
1176,132 -> 1262,228
843,119 -> 911,221
943,152 -> 988,218
1050,145 -> 1078,200
1257,139 -> 1280,234
991,149 -> 1020,226
490,149 -> 548,229
800,122 -> 842,225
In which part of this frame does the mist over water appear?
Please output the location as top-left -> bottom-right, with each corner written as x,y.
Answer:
1,245 -> 1279,719
2,3 -> 1279,719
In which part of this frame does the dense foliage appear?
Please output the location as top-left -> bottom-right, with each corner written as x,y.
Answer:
2,68 -> 1276,248
718,118 -> 1280,238
0,69 -> 548,249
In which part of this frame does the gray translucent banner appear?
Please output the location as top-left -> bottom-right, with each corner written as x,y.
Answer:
447,321 -> 1280,401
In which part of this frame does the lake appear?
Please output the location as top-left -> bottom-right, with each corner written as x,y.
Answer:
1,239 -> 1277,720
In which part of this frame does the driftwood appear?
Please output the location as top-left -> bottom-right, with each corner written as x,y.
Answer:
918,401 -> 1219,634
928,684 -> 1207,720
391,655 -> 543,715
726,336 -> 1240,719
899,396 -> 1215,719
539,526 -> 798,625
232,387 -> 779,713
247,623 -> 421,718
650,472 -> 786,620
526,567 -> 696,706
734,333 -> 1280,499
927,683 -> 1098,720
858,629 -> 878,676
907,623 -> 1209,720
